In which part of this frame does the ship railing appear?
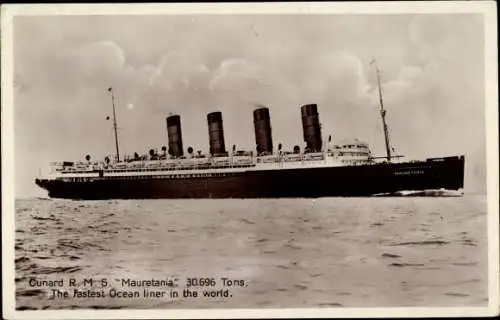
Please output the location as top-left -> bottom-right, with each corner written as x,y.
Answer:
191,158 -> 212,165
336,146 -> 370,153
59,165 -> 96,173
340,159 -> 372,166
50,160 -> 103,169
303,153 -> 325,161
110,164 -> 254,172
258,155 -> 279,163
66,154 -> 259,172
284,154 -> 302,162
337,151 -> 371,157
231,156 -> 252,164
254,153 -> 331,164
212,158 -> 231,163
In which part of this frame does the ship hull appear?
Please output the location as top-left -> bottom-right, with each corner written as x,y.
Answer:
35,156 -> 465,200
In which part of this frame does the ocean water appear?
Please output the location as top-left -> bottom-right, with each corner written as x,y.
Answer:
14,195 -> 488,310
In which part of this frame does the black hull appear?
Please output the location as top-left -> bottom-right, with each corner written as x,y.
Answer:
35,156 -> 465,200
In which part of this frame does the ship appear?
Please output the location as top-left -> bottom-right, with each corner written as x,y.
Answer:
35,65 -> 465,199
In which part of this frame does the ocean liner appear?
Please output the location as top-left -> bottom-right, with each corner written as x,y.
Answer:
35,67 -> 465,199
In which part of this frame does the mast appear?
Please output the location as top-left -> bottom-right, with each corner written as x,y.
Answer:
108,87 -> 120,162
374,63 -> 392,162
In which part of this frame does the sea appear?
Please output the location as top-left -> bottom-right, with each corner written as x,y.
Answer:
14,194 -> 488,310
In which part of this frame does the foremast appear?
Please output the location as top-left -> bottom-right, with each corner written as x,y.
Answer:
108,87 -> 120,162
372,60 -> 392,162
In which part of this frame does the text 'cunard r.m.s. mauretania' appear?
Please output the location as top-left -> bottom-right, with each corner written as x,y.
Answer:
35,66 -> 465,199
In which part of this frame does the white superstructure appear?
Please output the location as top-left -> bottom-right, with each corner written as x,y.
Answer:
40,140 -> 375,180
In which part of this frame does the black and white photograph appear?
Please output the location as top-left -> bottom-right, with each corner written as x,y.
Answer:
2,2 -> 498,319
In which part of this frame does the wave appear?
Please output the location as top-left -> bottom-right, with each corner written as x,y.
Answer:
385,240 -> 450,246
373,188 -> 464,197
30,265 -> 82,274
35,197 -> 52,201
14,196 -> 487,309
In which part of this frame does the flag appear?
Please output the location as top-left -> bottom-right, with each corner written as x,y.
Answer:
108,87 -> 112,92
105,116 -> 110,120
328,134 -> 332,142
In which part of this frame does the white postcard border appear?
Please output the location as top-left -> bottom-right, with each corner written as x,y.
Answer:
2,2 -> 498,319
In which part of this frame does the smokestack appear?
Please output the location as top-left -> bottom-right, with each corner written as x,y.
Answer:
301,104 -> 322,152
207,111 -> 226,156
253,106 -> 273,155
166,114 -> 184,157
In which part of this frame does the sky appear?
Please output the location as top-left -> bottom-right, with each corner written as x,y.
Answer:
12,13 -> 486,197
